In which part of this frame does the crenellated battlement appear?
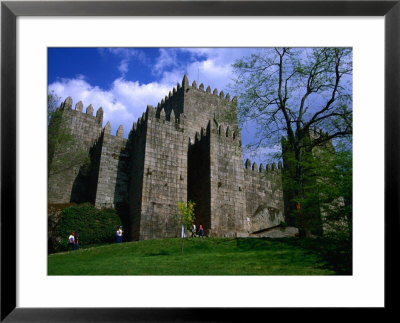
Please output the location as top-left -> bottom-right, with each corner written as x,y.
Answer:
147,104 -> 184,125
187,117 -> 241,148
309,127 -> 330,139
184,75 -> 236,104
244,158 -> 282,174
59,96 -> 104,126
155,75 -> 237,125
208,119 -> 241,145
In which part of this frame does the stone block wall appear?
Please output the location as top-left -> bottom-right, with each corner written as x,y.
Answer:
243,161 -> 285,232
86,135 -> 103,204
48,98 -> 103,204
181,75 -> 238,141
94,123 -> 129,209
128,116 -> 147,240
155,84 -> 184,122
137,107 -> 188,240
209,122 -> 247,237
188,124 -> 211,234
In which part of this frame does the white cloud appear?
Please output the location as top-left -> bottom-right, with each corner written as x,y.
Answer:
104,48 -> 148,77
176,48 -> 255,95
118,59 -> 129,74
152,48 -> 178,76
48,76 -> 176,137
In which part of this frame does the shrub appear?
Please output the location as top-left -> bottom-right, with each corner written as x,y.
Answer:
55,203 -> 122,252
280,221 -> 288,229
48,203 -> 76,253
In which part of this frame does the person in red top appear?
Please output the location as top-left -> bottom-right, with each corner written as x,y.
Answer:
198,224 -> 204,238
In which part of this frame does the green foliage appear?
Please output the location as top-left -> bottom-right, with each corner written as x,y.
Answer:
48,91 -> 61,124
279,221 -> 288,228
55,203 -> 122,252
282,140 -> 352,239
48,203 -> 77,252
232,48 -> 353,237
48,92 -> 90,177
175,200 -> 196,231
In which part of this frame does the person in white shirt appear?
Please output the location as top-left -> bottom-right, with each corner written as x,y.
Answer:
116,226 -> 123,243
192,224 -> 196,237
68,232 -> 75,250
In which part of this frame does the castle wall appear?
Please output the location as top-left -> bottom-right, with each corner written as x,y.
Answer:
86,134 -> 103,204
128,116 -> 147,240
182,79 -> 238,141
243,161 -> 285,233
208,121 -> 247,237
137,107 -> 188,240
49,76 -> 288,241
94,125 -> 129,209
155,85 -> 184,122
187,126 -> 211,234
48,99 -> 103,204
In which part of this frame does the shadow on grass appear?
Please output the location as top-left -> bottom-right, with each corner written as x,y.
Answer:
147,250 -> 170,256
235,237 -> 352,275
296,237 -> 352,275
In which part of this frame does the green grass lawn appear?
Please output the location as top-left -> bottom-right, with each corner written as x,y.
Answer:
48,237 -> 351,275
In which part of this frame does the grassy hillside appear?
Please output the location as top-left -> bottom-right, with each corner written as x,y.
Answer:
48,237 -> 351,275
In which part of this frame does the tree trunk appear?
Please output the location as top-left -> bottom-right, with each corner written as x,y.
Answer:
294,143 -> 314,239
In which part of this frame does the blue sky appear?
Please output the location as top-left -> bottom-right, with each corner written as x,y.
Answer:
48,47 -> 275,165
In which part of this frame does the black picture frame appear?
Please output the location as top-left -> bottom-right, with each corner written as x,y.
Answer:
1,1 -> 398,321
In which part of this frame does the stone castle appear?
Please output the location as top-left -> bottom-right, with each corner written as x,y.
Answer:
48,75 -> 288,240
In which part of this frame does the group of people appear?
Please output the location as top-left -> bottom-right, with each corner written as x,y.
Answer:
67,232 -> 80,250
68,223 -> 204,249
67,226 -> 123,252
191,224 -> 204,238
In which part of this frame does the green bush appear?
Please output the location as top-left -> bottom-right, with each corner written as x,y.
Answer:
56,203 -> 122,251
48,202 -> 76,253
280,221 -> 288,229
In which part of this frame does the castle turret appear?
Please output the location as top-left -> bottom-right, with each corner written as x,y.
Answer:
75,101 -> 83,112
182,74 -> 189,89
96,107 -> 103,126
104,121 -> 111,135
86,104 -> 94,115
61,96 -> 73,110
116,125 -> 124,138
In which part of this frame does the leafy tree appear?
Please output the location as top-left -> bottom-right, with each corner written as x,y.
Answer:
232,48 -> 352,237
48,92 -> 90,177
315,142 -> 352,240
283,138 -> 352,239
48,91 -> 60,124
175,200 -> 196,254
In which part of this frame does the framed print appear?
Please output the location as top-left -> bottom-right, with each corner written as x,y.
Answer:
1,0 -> 399,321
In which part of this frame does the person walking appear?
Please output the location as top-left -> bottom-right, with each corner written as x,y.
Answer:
116,226 -> 123,243
73,235 -> 79,250
198,224 -> 204,238
68,232 -> 75,250
192,224 -> 196,237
